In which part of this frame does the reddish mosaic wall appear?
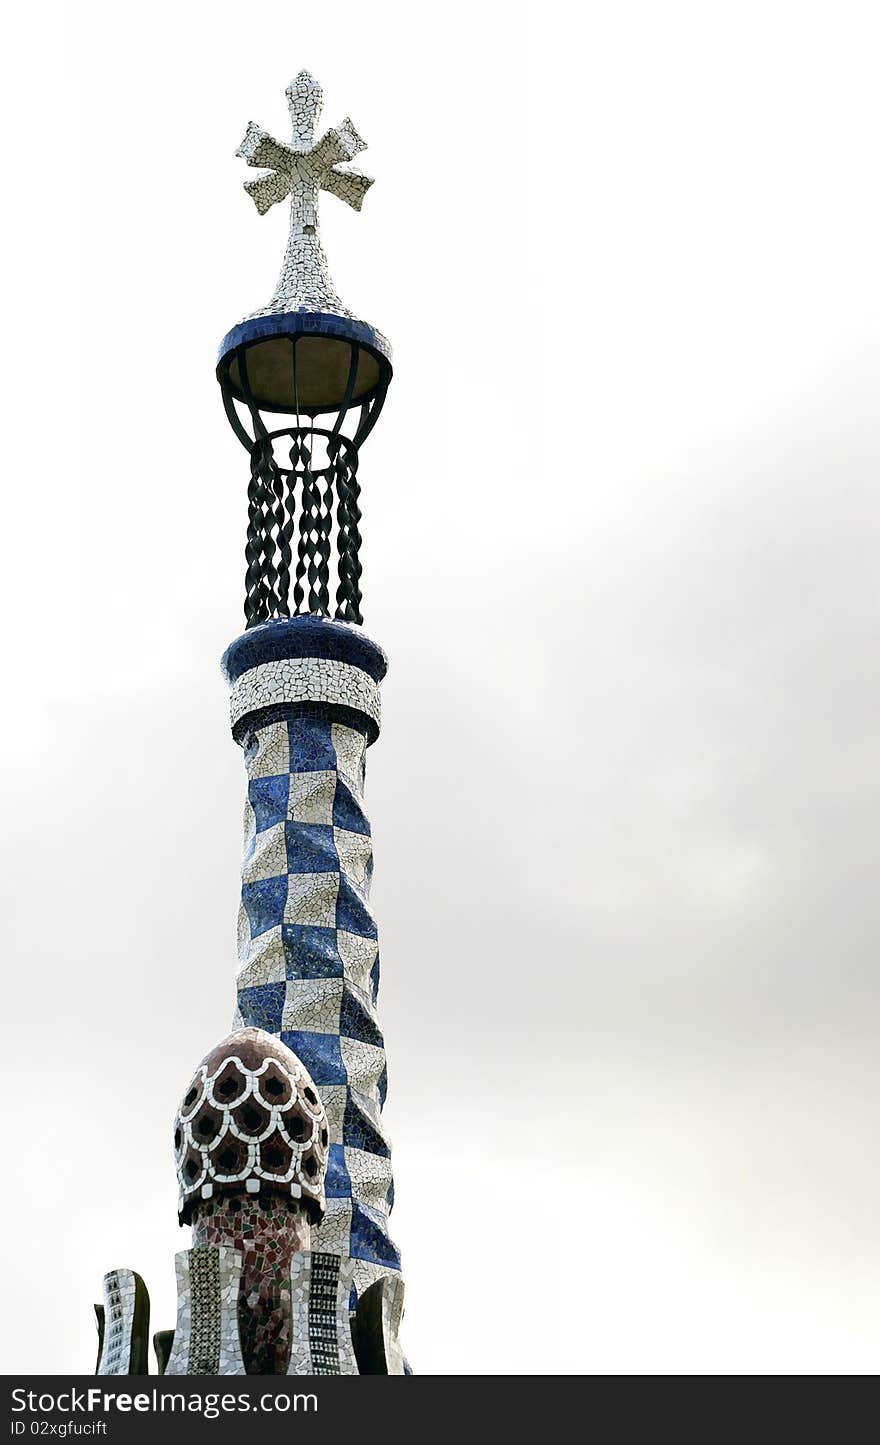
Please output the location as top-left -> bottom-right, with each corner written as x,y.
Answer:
191,1192 -> 310,1374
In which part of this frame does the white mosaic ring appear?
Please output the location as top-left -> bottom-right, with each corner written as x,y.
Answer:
223,615 -> 386,742
229,656 -> 380,735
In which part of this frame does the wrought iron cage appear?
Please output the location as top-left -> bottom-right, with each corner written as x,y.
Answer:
218,330 -> 391,628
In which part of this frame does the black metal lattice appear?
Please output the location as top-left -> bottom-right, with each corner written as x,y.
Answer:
218,336 -> 390,629
244,428 -> 364,625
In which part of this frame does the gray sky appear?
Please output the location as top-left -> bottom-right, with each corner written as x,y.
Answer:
2,0 -> 879,1374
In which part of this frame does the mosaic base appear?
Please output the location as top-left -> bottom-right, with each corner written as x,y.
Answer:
288,1252 -> 358,1375
165,1247 -> 246,1376
351,1273 -> 406,1376
95,1270 -> 149,1376
192,1193 -> 310,1375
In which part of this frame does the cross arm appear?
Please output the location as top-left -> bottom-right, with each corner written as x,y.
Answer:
322,165 -> 375,211
236,121 -> 296,174
310,117 -> 367,174
243,170 -> 293,215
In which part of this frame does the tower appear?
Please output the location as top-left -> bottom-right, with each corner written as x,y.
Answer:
93,70 -> 407,1378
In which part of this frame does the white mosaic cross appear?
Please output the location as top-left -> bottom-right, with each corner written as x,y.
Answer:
237,71 -> 374,319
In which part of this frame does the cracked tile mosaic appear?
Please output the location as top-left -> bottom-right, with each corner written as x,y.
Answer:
351,1274 -> 406,1376
288,1253 -> 358,1375
226,621 -> 402,1289
217,70 -> 392,368
92,71 -> 409,1374
229,657 -> 381,735
192,1195 -> 310,1374
174,1028 -> 329,1221
96,1270 -> 149,1376
165,1247 -> 246,1376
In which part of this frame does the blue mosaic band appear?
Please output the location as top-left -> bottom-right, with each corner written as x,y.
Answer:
217,309 -> 393,374
223,615 -> 402,1302
222,616 -> 387,745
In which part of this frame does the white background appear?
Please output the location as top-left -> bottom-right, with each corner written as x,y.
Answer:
1,0 -> 879,1375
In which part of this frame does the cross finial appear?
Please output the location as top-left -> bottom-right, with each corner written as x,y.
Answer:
235,71 -> 374,217
286,70 -> 323,150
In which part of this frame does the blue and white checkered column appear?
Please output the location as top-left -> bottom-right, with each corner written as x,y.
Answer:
221,616 -> 402,1304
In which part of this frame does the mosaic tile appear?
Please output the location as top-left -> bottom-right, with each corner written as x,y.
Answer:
96,1270 -> 149,1376
284,821 -> 339,874
230,657 -> 380,736
349,1201 -> 401,1270
333,827 -> 372,890
342,1145 -> 393,1215
314,1198 -> 353,1257
340,1037 -> 387,1099
316,1084 -> 347,1140
227,619 -> 402,1290
330,722 -> 366,790
94,73 -> 409,1380
165,1247 -> 246,1376
223,616 -> 388,686
164,1020 -> 342,1374
351,1274 -> 406,1376
283,923 -> 343,980
242,821 -> 288,884
342,1092 -> 391,1162
288,1252 -> 358,1375
283,870 -> 340,929
337,930 -> 379,995
192,1195 -> 309,1375
245,719 -> 290,779
218,308 -> 391,373
236,927 -> 287,989
174,1028 -> 329,1222
217,71 -> 392,371
349,1257 -> 389,1304
287,768 -> 338,824
278,977 -> 340,1034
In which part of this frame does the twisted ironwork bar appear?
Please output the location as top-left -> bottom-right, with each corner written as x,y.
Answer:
218,333 -> 389,627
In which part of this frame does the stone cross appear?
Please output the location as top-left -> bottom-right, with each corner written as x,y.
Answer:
236,71 -> 375,317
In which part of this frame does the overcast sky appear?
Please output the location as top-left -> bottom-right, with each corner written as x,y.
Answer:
2,0 -> 879,1375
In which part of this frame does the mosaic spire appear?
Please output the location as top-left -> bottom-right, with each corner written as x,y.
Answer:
222,618 -> 403,1307
236,69 -> 374,321
93,70 -> 409,1378
217,73 -> 392,631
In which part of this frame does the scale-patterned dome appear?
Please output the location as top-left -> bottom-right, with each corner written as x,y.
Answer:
174,1028 -> 328,1224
